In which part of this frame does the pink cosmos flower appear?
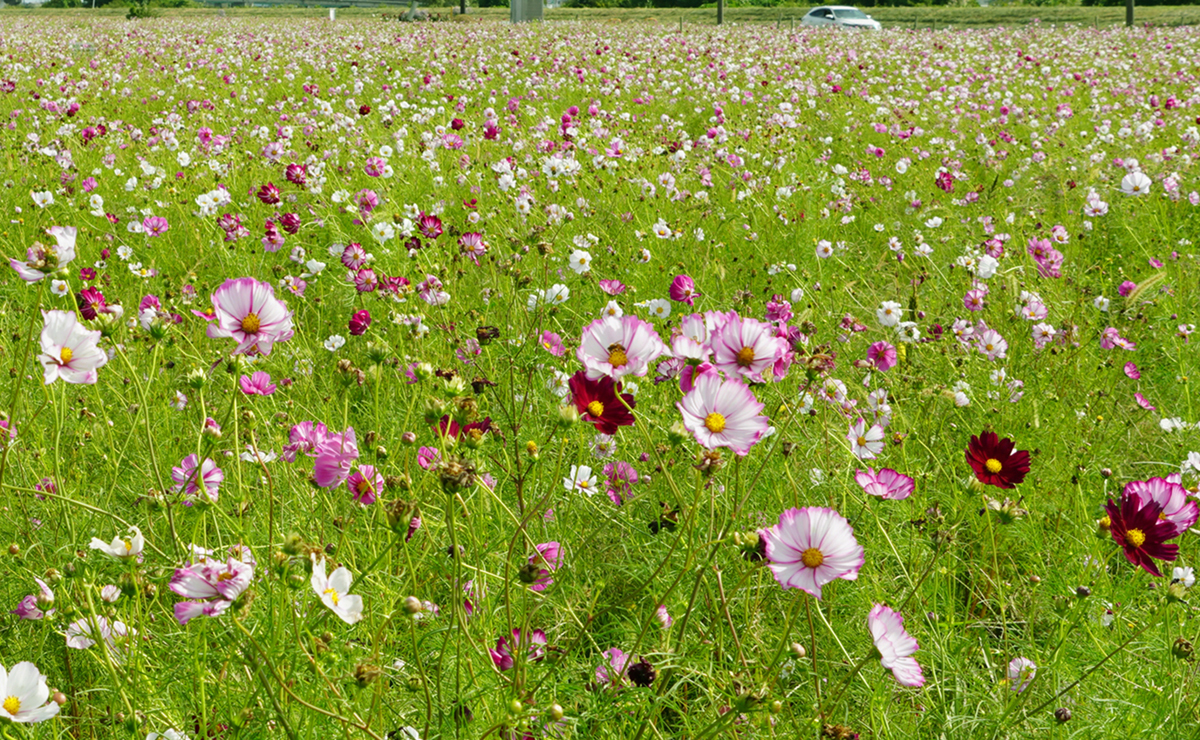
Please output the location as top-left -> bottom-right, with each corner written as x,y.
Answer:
847,418 -> 885,460
205,277 -> 295,356
868,604 -> 925,687
1008,657 -> 1036,693
170,554 -> 254,625
711,314 -> 786,383
855,467 -> 914,500
669,274 -> 699,307
281,421 -> 328,462
1124,362 -> 1141,380
142,215 -> 169,237
11,578 -> 54,621
489,629 -> 547,672
39,310 -> 107,385
1125,477 -> 1198,537
239,371 -> 276,396
598,279 -> 627,296
596,647 -> 629,688
656,604 -> 673,629
577,315 -> 666,381
417,446 -> 441,470
346,465 -> 384,505
528,542 -> 561,592
1135,392 -> 1155,411
171,455 -> 224,503
866,341 -> 897,372
763,507 -> 864,599
313,428 -> 359,489
65,615 -> 135,652
10,226 -> 76,282
540,330 -> 566,357
975,328 -> 1008,361
676,371 -> 770,456
1117,280 -> 1137,297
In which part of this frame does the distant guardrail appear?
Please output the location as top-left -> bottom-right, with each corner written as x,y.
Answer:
196,0 -> 413,8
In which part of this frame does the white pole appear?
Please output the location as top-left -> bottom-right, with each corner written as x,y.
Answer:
329,7 -> 336,19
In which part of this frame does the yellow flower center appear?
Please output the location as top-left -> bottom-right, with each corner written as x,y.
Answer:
704,412 -> 726,434
985,343 -> 995,352
607,344 -> 628,368
1126,528 -> 1146,548
216,571 -> 236,583
2,696 -> 19,715
240,312 -> 261,334
1098,515 -> 1112,529
324,587 -> 340,606
60,346 -> 73,364
735,346 -> 756,367
123,540 -> 133,552
579,480 -> 590,489
856,436 -> 867,447
985,458 -> 1003,474
801,547 -> 825,569
587,401 -> 605,418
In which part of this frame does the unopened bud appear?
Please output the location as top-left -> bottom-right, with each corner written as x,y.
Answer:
549,704 -> 564,722
1075,585 -> 1091,598
1054,707 -> 1071,723
557,405 -> 580,427
790,642 -> 806,660
403,596 -> 424,615
401,431 -> 417,445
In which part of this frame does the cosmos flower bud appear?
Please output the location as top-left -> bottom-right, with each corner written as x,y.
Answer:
401,432 -> 417,445
517,562 -> 540,585
354,664 -> 382,688
1167,582 -> 1188,604
1170,636 -> 1194,661
525,441 -> 539,459
1054,707 -> 1071,723
790,642 -> 807,659
549,704 -> 564,722
282,533 -> 305,556
557,405 -> 580,427
423,398 -> 446,425
667,421 -> 688,446
628,658 -> 656,687
185,368 -> 208,390
1096,514 -> 1112,537
403,596 -> 424,615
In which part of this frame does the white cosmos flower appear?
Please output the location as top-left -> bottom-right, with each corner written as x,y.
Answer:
562,465 -> 597,495
1120,171 -> 1152,196
311,555 -> 363,625
89,526 -> 144,561
324,335 -> 346,352
0,661 -> 61,723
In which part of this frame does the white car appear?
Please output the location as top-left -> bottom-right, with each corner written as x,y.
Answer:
800,6 -> 883,30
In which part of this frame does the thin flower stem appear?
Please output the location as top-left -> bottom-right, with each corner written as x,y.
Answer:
1018,608 -> 1166,725
807,595 -> 822,710
233,617 -> 385,740
0,283 -> 44,535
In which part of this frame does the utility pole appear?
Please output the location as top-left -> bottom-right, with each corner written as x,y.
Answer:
1125,0 -> 1133,26
717,0 -> 723,25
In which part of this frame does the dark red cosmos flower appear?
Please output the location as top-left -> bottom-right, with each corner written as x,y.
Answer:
77,287 -> 107,320
965,431 -> 1031,489
435,415 -> 495,443
255,182 -> 280,205
569,371 -> 635,435
1105,492 -> 1179,577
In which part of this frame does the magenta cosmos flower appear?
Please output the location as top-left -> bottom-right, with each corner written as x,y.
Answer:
205,277 -> 295,355
488,628 -> 547,672
346,465 -> 383,505
39,310 -> 107,385
710,314 -> 786,383
577,315 -> 666,381
171,455 -> 224,503
668,274 -> 699,307
239,371 -> 276,396
676,371 -> 770,456
855,468 -> 914,500
528,541 -> 561,592
868,604 -> 925,687
866,341 -> 897,372
763,507 -> 865,599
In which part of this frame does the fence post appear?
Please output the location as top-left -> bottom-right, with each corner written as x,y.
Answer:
1125,0 -> 1133,27
717,0 -> 723,25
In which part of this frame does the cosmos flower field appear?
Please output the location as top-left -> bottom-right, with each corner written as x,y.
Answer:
0,13 -> 1199,739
